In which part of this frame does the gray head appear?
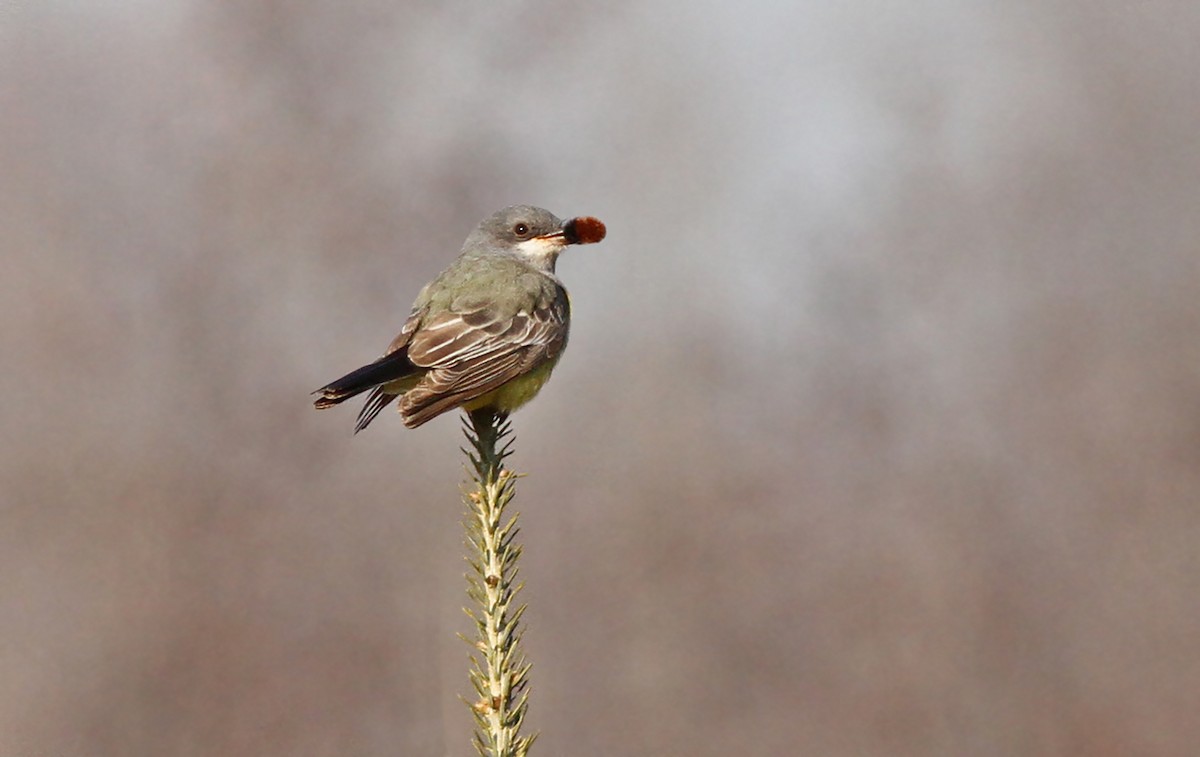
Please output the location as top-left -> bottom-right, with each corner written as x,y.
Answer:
462,205 -> 577,274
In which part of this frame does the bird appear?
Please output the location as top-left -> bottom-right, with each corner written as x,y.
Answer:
313,205 -> 606,431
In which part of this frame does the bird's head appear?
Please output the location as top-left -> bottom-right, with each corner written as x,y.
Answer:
467,205 -> 606,273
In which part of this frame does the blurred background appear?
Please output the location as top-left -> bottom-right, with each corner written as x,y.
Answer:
3,1 -> 1199,755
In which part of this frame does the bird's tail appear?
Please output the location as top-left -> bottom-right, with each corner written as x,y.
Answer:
349,387 -> 396,433
312,348 -> 416,409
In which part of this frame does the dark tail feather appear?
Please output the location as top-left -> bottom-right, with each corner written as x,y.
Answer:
354,387 -> 397,433
312,348 -> 415,409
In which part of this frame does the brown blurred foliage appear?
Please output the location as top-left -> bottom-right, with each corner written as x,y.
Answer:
3,2 -> 1199,755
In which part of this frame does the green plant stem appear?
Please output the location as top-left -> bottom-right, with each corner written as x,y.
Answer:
461,409 -> 536,757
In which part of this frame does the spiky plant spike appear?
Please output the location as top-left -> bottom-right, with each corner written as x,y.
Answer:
460,408 -> 538,757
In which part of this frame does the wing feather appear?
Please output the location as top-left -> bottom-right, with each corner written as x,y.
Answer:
398,290 -> 569,427
384,308 -> 423,355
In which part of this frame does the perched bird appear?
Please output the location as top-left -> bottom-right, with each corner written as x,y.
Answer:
313,205 -> 606,431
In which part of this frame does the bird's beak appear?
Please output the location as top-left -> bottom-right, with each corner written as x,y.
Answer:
535,229 -> 569,245
529,217 -> 606,249
560,216 -> 607,245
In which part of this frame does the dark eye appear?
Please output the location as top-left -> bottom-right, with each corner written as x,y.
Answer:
513,223 -> 529,236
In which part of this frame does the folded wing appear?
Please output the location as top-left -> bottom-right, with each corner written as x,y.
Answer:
399,292 -> 569,427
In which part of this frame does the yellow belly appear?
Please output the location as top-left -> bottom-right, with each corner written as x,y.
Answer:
462,358 -> 560,414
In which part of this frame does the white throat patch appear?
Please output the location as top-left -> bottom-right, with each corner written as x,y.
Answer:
514,236 -> 566,272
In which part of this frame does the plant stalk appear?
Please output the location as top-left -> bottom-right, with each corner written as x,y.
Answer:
461,408 -> 536,757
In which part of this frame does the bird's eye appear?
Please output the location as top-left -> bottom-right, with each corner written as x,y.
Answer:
513,223 -> 529,236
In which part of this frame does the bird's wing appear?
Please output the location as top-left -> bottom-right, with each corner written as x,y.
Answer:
385,307 -> 423,355
399,292 -> 569,426
312,307 -> 424,412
